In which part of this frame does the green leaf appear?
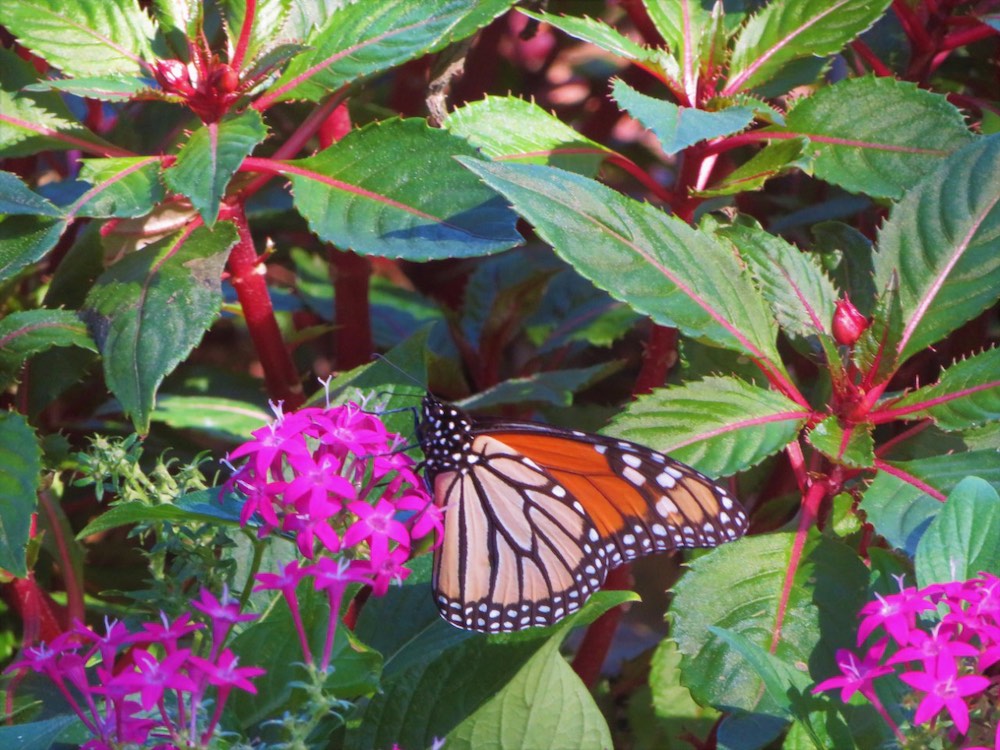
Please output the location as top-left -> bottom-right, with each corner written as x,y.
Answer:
0,216 -> 67,283
151,394 -> 270,443
262,0 -> 513,105
607,376 -> 809,477
24,75 -> 151,101
672,532 -> 868,714
163,111 -> 268,226
0,412 -> 42,578
643,0 -> 713,76
810,221 -> 875,314
0,0 -> 156,77
460,160 -> 783,367
881,348 -> 1000,432
74,156 -> 164,218
915,477 -> 1000,586
0,48 -> 112,158
874,135 -> 1000,363
784,76 -> 973,199
863,450 -> 1000,555
219,0 -> 293,65
806,416 -> 874,468
81,223 -> 238,433
287,118 -> 521,259
519,9 -> 654,64
696,137 -> 813,196
75,491 -> 247,538
0,310 -> 96,388
460,363 -> 622,411
648,639 -> 719,743
445,95 -> 613,177
611,80 -> 755,155
725,0 -> 891,94
0,715 -> 80,750
0,171 -> 61,216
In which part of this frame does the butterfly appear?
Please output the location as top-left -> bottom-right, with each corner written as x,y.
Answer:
417,394 -> 749,633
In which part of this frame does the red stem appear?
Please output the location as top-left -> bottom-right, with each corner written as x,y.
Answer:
331,248 -> 373,370
892,0 -> 934,52
231,0 -> 256,70
605,153 -> 676,204
940,23 -> 997,51
38,491 -> 84,625
850,39 -> 894,76
221,203 -> 304,407
570,565 -> 631,686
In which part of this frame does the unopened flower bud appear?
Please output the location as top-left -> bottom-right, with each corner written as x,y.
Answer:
832,297 -> 868,346
211,64 -> 239,94
154,59 -> 194,96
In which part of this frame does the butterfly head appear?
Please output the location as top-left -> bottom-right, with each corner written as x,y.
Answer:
418,395 -> 475,477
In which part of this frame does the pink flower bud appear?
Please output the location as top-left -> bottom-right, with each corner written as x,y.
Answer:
154,59 -> 194,96
832,296 -> 868,346
211,64 -> 239,94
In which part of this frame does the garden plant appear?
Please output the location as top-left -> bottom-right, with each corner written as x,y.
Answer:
0,0 -> 998,748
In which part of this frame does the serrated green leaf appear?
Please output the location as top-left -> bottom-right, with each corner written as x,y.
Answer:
881,347 -> 1000,431
163,111 -> 268,225
0,0 -> 156,78
874,135 -> 1000,364
219,0 -> 293,65
725,0 -> 891,94
784,76 -> 973,199
863,450 -> 1000,555
81,223 -> 238,433
261,0 -> 513,105
0,411 -> 42,578
0,215 -> 67,283
0,171 -> 62,216
806,416 -> 874,468
697,137 -> 813,196
153,0 -> 202,41
73,156 -> 163,218
0,48 -> 112,158
24,75 -> 151,101
459,362 -> 622,411
445,95 -> 613,177
151,394 -> 270,442
607,376 -> 809,477
459,160 -> 783,368
644,0 -> 713,83
0,310 -> 96,388
672,532 -> 868,714
915,477 -> 1000,587
286,118 -> 521,259
611,79 -> 754,155
520,9 -> 654,64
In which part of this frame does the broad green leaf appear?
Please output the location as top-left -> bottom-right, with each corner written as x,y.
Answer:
607,376 -> 808,477
696,137 -> 813,196
153,0 -> 202,41
672,532 -> 868,714
81,223 -> 238,433
611,79 -> 755,155
806,416 -> 874,468
447,630 -> 612,749
73,156 -> 163,218
0,171 -> 61,216
519,9 -> 654,64
219,0 -> 293,65
649,639 -> 718,744
24,75 -> 151,101
75,491 -> 247,538
0,48 -> 112,158
724,0 -> 891,94
151,394 -> 270,442
784,76 -> 973,199
286,118 -> 521,259
721,223 -> 838,340
0,216 -> 67,283
460,160 -> 783,367
163,111 -> 268,225
880,347 -> 1000,431
445,95 -> 613,177
0,310 -> 95,387
0,412 -> 42,578
262,0 -> 513,105
644,0 -> 712,81
915,477 -> 1000,586
853,271 -> 904,386
0,714 -> 80,750
0,0 -> 156,77
459,362 -> 622,411
874,135 -> 1000,363
863,450 -> 1000,555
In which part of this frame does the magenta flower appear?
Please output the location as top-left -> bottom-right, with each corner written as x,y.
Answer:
342,498 -> 412,565
857,582 -> 936,645
128,611 -> 202,652
191,585 -> 257,653
813,642 -> 893,702
109,648 -> 198,710
188,648 -> 265,693
899,658 -> 991,734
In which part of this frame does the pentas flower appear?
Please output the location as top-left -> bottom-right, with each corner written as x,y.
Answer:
814,574 -> 1000,744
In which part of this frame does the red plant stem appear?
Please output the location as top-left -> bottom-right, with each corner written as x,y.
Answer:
330,248 -> 373,369
785,438 -> 809,495
230,0 -> 256,70
850,39 -> 894,76
874,419 -> 932,457
634,325 -> 679,394
37,490 -> 84,625
940,22 -> 997,51
2,574 -> 67,646
570,565 -> 632,686
222,204 -> 304,407
893,0 -> 933,53
605,153 -> 676,204
769,479 -> 826,654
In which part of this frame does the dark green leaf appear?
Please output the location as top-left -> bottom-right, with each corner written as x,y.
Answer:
806,416 -> 874,468
163,111 -> 268,225
0,412 -> 42,578
0,216 -> 66,283
608,376 -> 809,477
874,135 -> 1000,363
0,715 -> 80,750
611,79 -> 755,155
151,394 -> 269,442
24,75 -> 151,101
0,171 -> 62,216
0,0 -> 156,77
460,362 -> 622,411
76,490 -> 248,538
81,223 -> 238,433
287,118 -> 521,259
0,310 -> 95,388
696,137 -> 813,196
784,76 -> 973,199
73,156 -> 164,218
460,160 -> 783,367
810,221 -> 875,314
648,639 -> 719,742
915,477 -> 1000,586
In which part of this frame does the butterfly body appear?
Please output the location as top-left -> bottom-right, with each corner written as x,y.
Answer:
418,394 -> 748,633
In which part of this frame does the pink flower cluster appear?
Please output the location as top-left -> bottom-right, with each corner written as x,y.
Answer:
5,588 -> 262,749
814,574 -> 1000,746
